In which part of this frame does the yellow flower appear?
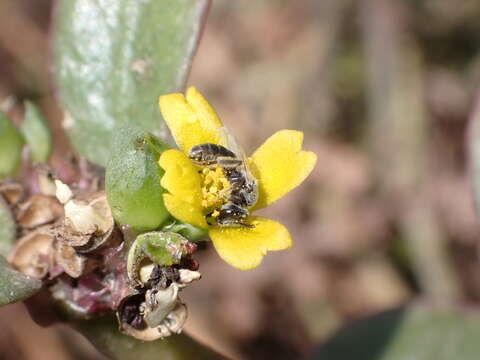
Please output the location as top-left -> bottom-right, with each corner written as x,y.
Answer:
158,87 -> 317,270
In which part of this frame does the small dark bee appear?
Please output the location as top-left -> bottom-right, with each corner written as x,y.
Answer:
189,130 -> 258,228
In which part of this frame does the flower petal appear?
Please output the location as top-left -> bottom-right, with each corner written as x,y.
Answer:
209,216 -> 292,270
163,194 -> 207,229
159,87 -> 224,153
159,149 -> 208,228
250,130 -> 317,210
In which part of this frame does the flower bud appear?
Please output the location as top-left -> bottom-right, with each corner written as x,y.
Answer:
106,126 -> 170,231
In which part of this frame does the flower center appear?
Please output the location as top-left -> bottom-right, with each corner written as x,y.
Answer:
199,166 -> 230,218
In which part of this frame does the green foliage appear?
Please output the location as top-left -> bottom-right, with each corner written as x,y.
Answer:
54,0 -> 210,166
20,101 -> 52,163
0,256 -> 41,306
106,126 -> 169,232
312,304 -> 480,360
0,111 -> 24,178
0,197 -> 15,257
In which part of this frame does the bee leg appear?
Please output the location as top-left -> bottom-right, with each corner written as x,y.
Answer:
238,222 -> 255,229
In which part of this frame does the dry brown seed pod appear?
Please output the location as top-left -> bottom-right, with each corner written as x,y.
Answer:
54,179 -> 73,203
0,181 -> 24,206
54,225 -> 92,248
143,284 -> 179,328
17,194 -> 63,229
73,225 -> 119,254
63,193 -> 113,236
117,291 -> 187,341
161,302 -> 187,335
120,320 -> 169,341
8,226 -> 54,279
37,168 -> 57,196
56,192 -> 115,254
54,241 -> 86,278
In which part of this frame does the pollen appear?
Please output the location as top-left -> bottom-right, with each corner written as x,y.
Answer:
199,165 -> 230,211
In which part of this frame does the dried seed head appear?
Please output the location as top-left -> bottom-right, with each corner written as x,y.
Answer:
54,179 -> 73,204
63,193 -> 113,235
16,194 -> 63,229
8,227 -> 54,279
54,241 -> 86,278
118,293 -> 146,330
0,181 -> 24,205
64,200 -> 107,234
37,167 -> 57,196
117,287 -> 188,341
54,225 -> 92,248
73,225 -> 118,254
143,284 -> 179,328
160,302 -> 187,335
56,192 -> 115,254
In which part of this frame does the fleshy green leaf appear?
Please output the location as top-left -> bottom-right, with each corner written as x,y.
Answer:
54,0 -> 211,166
0,197 -> 15,257
0,111 -> 24,178
20,101 -> 52,163
312,304 -> 480,360
75,316 -> 225,360
0,256 -> 41,306
106,126 -> 170,231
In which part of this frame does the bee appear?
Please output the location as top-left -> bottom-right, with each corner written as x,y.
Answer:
189,128 -> 258,228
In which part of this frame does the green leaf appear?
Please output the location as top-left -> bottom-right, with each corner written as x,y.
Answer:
312,304 -> 480,360
0,111 -> 24,178
0,197 -> 15,257
20,102 -> 52,163
106,126 -> 170,232
74,316 -> 226,360
0,255 -> 41,306
54,0 -> 211,166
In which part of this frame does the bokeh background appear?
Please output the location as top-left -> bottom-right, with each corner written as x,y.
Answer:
1,0 -> 480,359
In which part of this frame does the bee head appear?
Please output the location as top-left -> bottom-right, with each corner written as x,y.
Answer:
188,146 -> 204,163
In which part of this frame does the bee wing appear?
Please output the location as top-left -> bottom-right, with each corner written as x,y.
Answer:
219,126 -> 244,158
219,126 -> 256,181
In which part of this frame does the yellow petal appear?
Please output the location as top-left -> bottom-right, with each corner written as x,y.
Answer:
209,216 -> 292,270
163,194 -> 208,229
250,130 -> 317,210
159,149 -> 208,228
159,87 -> 224,153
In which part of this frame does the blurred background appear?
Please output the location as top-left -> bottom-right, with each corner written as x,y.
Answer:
1,0 -> 480,359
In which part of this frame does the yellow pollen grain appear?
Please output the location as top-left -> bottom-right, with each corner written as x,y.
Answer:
199,165 -> 230,211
